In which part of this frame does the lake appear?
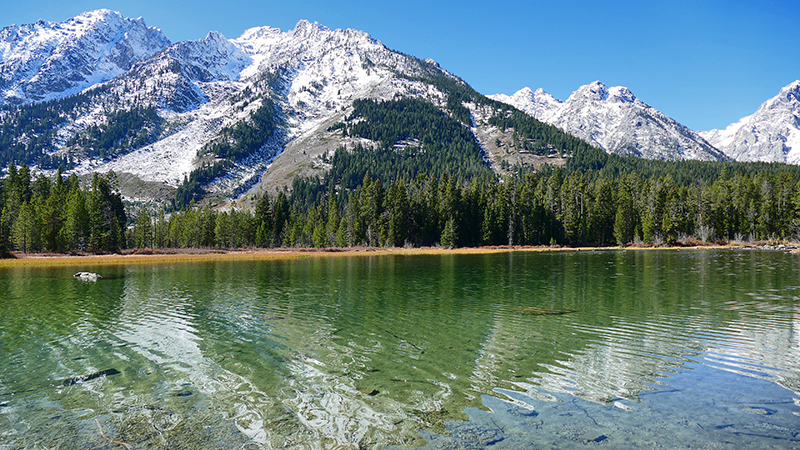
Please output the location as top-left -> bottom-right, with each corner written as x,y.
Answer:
1,249 -> 799,448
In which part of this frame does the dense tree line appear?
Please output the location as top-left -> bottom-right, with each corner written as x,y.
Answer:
566,145 -> 800,184
130,167 -> 800,251
0,165 -> 126,255
131,192 -> 291,250
4,159 -> 800,255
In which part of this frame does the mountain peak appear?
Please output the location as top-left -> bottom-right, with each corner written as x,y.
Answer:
757,80 -> 800,113
67,9 -> 126,31
293,19 -> 330,36
0,10 -> 170,105
780,80 -> 800,100
515,86 -> 535,97
77,9 -> 120,20
783,79 -> 800,91
607,86 -> 636,103
573,81 -> 609,101
492,81 -> 722,161
203,30 -> 228,42
701,80 -> 800,163
568,82 -> 637,104
487,87 -> 562,120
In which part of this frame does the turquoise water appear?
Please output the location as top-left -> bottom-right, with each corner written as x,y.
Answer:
0,250 -> 799,448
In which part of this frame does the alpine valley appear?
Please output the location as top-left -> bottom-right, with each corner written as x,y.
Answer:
1,10 -> 799,207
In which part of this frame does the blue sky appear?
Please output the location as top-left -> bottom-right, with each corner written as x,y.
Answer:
3,0 -> 799,131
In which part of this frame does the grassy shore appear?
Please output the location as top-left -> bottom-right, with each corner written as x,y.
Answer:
0,243 -> 782,267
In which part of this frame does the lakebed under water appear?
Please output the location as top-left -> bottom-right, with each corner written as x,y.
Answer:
0,249 -> 799,448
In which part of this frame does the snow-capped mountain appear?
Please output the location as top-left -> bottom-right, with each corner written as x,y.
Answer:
0,9 -> 170,105
0,12 -> 479,203
99,19 -> 459,189
490,81 -> 727,161
699,80 -> 800,163
489,87 -> 561,120
11,10 -> 798,208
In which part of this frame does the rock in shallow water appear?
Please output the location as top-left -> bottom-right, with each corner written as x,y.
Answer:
73,272 -> 102,281
515,306 -> 576,315
59,368 -> 120,386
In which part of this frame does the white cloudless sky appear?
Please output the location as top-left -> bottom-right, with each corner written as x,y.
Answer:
3,0 -> 799,131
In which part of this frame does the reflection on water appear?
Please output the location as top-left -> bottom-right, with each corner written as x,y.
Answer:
0,250 -> 799,448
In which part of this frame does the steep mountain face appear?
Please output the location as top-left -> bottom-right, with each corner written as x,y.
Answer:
699,81 -> 800,163
95,20 -> 466,193
0,9 -> 170,105
489,81 -> 727,161
1,13 -> 498,205
19,10 -> 786,209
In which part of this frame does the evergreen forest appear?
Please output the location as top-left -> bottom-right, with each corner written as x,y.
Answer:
5,91 -> 800,254
4,149 -> 800,255
0,164 -> 126,255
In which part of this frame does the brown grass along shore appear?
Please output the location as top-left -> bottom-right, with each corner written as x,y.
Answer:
1,242 -> 791,267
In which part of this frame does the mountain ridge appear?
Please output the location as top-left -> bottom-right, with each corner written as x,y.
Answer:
699,80 -> 800,164
0,9 -> 170,105
1,10 -> 798,209
489,81 -> 727,161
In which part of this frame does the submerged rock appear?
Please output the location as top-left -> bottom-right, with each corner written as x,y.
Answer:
59,368 -> 120,386
515,306 -> 577,315
73,272 -> 102,281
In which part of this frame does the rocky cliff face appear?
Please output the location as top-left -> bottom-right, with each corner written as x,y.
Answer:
699,80 -> 800,164
0,9 -> 170,104
490,81 -> 726,161
0,12 -> 472,200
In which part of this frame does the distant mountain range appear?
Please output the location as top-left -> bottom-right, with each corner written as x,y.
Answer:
1,10 -> 798,204
490,80 -> 800,164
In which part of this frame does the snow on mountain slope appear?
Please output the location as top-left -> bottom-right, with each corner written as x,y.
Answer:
489,87 -> 560,120
490,81 -> 726,161
85,19 -> 460,189
699,80 -> 800,163
0,9 -> 170,104
233,20 -> 459,193
233,20 -> 450,136
94,29 -> 254,113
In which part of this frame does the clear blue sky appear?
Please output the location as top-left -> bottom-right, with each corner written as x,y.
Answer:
3,0 -> 799,131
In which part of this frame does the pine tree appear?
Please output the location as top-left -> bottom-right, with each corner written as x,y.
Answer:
613,179 -> 636,246
0,207 -> 12,256
272,192 -> 290,247
254,193 -> 272,247
440,217 -> 457,249
133,210 -> 153,248
12,201 -> 37,252
326,196 -> 340,247
61,188 -> 89,251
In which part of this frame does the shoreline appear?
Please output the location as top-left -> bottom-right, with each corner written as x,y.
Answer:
0,243 -> 788,267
